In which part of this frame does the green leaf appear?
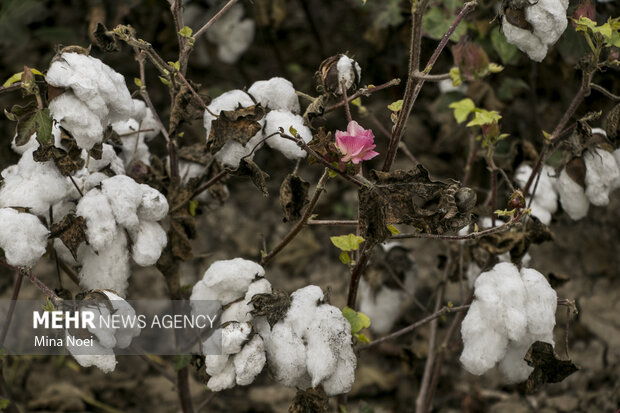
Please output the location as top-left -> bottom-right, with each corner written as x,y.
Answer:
491,27 -> 519,65
159,76 -> 171,86
339,251 -> 351,265
466,109 -> 501,127
449,67 -> 462,86
289,126 -> 298,136
488,63 -> 504,73
134,77 -> 143,88
448,98 -> 475,123
351,97 -> 363,107
3,72 -> 22,87
387,99 -> 403,112
179,26 -> 193,38
330,234 -> 365,252
328,169 -> 338,178
355,332 -> 371,343
188,200 -> 199,216
0,399 -> 10,409
387,224 -> 400,234
342,306 -> 371,334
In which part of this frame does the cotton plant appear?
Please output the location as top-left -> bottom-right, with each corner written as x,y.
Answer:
191,258 -> 271,391
501,0 -> 569,62
206,4 -> 255,64
460,262 -> 557,382
358,243 -> 417,334
262,285 -> 357,396
514,163 -> 558,225
66,290 -> 141,373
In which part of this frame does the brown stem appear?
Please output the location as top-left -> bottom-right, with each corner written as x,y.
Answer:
307,219 -> 358,226
361,304 -> 470,351
590,83 -> 620,101
383,1 -> 476,172
177,366 -> 195,413
0,82 -> 22,95
23,267 -> 62,304
261,169 -> 330,265
391,220 -> 516,240
413,71 -> 451,81
0,270 -> 24,348
346,242 -> 375,308
324,79 -> 401,113
341,82 -> 353,123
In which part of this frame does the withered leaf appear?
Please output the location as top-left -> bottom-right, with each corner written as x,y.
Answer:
307,127 -> 337,164
231,159 -> 269,197
103,125 -> 123,147
170,83 -> 209,135
169,218 -> 193,260
33,128 -> 85,175
604,102 -> 619,141
477,216 -> 551,262
88,142 -> 103,160
524,341 -> 578,393
249,290 -> 291,327
207,104 -> 264,154
288,387 -> 328,413
177,142 -> 213,166
359,165 -> 475,242
279,174 -> 309,222
50,214 -> 88,260
92,22 -> 120,52
303,95 -> 326,124
5,102 -> 54,147
503,7 -> 532,31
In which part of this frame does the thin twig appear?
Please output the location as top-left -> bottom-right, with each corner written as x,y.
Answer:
413,71 -> 451,81
590,83 -> 620,101
22,267 -> 62,304
0,270 -> 24,348
324,79 -> 401,113
307,220 -> 358,226
261,169 -> 330,265
193,0 -> 240,40
391,220 -> 516,240
341,82 -> 353,123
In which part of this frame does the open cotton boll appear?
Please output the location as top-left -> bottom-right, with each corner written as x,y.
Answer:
336,55 -> 362,92
514,163 -> 557,224
248,77 -> 300,113
47,52 -> 134,125
101,175 -> 143,230
66,332 -> 117,373
501,0 -> 568,62
206,4 -> 254,64
221,322 -> 252,354
137,184 -> 168,222
49,92 -> 104,150
359,283 -> 405,334
583,148 -> 620,206
128,220 -> 167,266
76,189 -> 117,252
221,278 -> 272,323
83,144 -> 125,176
521,268 -> 557,335
0,148 -> 73,217
204,354 -> 229,376
264,322 -> 309,388
263,110 -> 311,160
0,208 -> 49,267
78,229 -> 130,296
556,168 -> 589,220
283,285 -> 324,335
216,131 -> 264,169
204,89 -> 256,137
234,335 -> 266,386
207,359 -> 237,391
191,258 -> 265,305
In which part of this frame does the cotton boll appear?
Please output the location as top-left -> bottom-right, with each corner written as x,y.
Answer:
207,359 -> 237,391
514,163 -> 557,224
191,258 -> 265,306
128,220 -> 167,266
0,148 -> 73,217
613,149 -> 620,189
501,0 -> 568,62
78,229 -> 130,296
221,278 -> 273,323
234,335 -> 266,386
49,92 -> 104,150
66,332 -> 117,373
583,148 -> 620,206
221,322 -> 252,354
248,77 -> 300,113
283,285 -> 324,335
264,322 -> 309,388
204,354 -> 229,376
263,110 -> 311,160
216,130 -> 264,169
556,169 -> 589,220
498,341 -> 534,383
359,281 -> 406,335
0,208 -> 49,267
76,189 -> 117,252
112,118 -> 151,167
84,144 -> 125,176
47,53 -> 134,125
206,4 -> 254,64
336,55 -> 362,92
321,344 -> 357,396
137,184 -> 168,222
204,89 -> 256,137
101,175 -> 143,230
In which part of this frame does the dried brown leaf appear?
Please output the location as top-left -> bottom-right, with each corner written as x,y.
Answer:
207,104 -> 264,154
279,174 -> 309,222
50,214 -> 88,260
524,341 -> 578,393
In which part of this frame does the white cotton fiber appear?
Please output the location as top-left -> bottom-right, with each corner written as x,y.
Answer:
264,322 -> 309,387
65,333 -> 117,373
207,359 -> 237,391
191,258 -> 265,305
248,77 -> 300,113
0,208 -> 49,267
502,0 -> 568,62
514,163 -> 557,225
137,184 -> 169,222
263,110 -> 312,160
76,189 -> 117,252
49,92 -> 104,150
206,4 -> 254,64
583,148 -> 620,206
556,168 -> 589,220
101,175 -> 143,230
221,322 -> 252,354
336,55 -> 361,92
78,229 -> 130,296
233,335 -> 266,386
128,220 -> 167,266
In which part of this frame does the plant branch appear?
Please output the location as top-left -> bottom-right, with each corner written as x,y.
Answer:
0,270 -> 24,348
193,0 -> 240,40
261,169 -> 330,265
391,220 -> 516,240
324,79 -> 401,113
307,219 -> 358,226
590,83 -> 620,101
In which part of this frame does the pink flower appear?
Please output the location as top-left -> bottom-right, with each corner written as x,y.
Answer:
335,121 -> 379,164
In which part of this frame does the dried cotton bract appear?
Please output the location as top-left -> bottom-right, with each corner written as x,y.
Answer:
460,262 -> 557,382
502,0 -> 569,62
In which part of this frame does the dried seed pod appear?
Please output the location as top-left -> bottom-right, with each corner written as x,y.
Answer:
315,54 -> 361,96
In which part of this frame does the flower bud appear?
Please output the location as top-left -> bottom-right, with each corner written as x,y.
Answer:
452,40 -> 490,81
